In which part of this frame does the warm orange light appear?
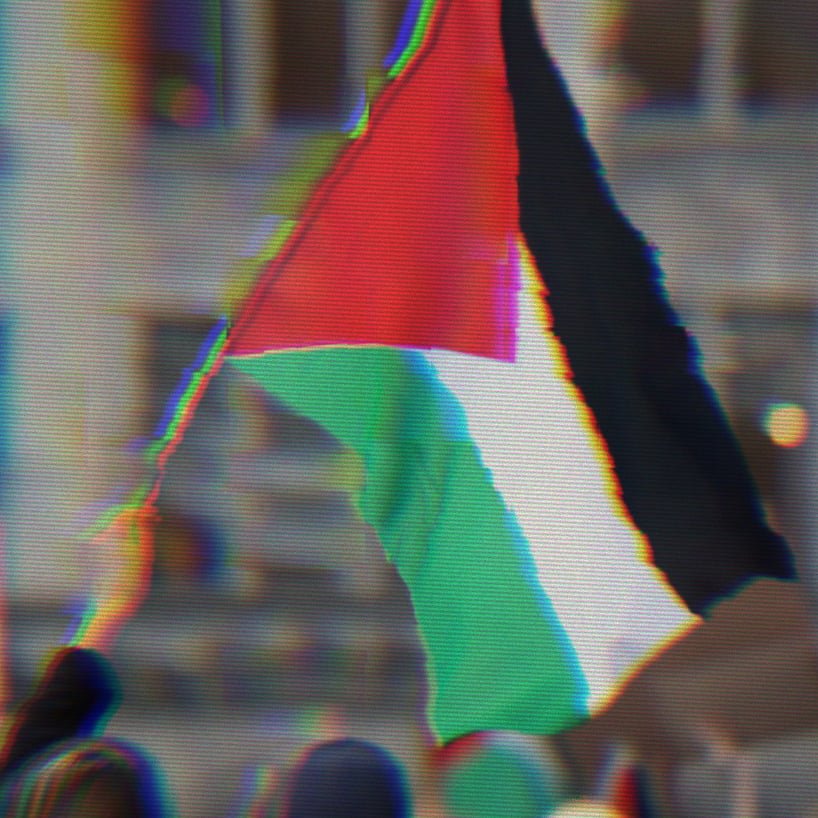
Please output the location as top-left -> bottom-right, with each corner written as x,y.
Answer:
551,800 -> 627,817
764,402 -> 809,448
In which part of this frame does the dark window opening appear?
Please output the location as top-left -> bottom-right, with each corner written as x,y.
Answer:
147,0 -> 227,129
271,0 -> 347,120
739,0 -> 818,105
618,0 -> 704,104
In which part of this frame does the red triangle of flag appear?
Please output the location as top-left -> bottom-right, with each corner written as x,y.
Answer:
228,0 -> 520,361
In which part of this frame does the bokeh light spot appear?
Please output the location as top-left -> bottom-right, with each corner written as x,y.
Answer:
156,76 -> 210,127
169,83 -> 209,127
763,402 -> 809,448
551,800 -> 626,817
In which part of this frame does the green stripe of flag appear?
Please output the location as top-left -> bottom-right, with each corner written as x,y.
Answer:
230,345 -> 588,741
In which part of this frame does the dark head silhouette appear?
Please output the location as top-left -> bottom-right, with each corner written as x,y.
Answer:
280,738 -> 410,818
5,739 -> 166,818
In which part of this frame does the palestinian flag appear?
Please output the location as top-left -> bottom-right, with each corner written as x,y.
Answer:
159,0 -> 794,743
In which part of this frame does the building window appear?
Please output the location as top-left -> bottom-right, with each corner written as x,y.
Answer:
137,0 -> 419,130
271,0 -> 347,120
618,0 -> 704,104
146,317 -> 227,433
739,0 -> 818,105
617,0 -> 818,109
148,0 -> 228,128
270,0 -> 412,122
